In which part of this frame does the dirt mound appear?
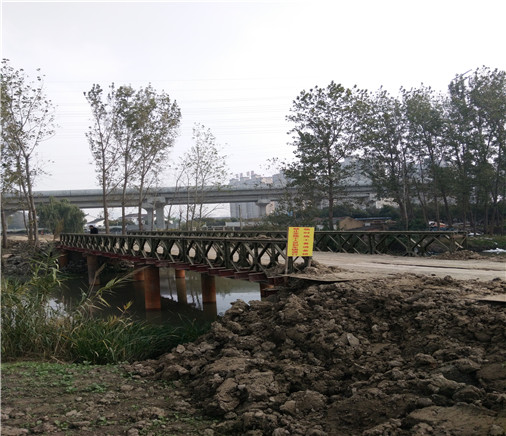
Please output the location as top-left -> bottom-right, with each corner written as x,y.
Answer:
1,240 -> 51,277
433,249 -> 496,260
130,274 -> 506,435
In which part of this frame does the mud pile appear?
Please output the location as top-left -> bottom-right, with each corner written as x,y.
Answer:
135,274 -> 506,435
433,249 -> 499,261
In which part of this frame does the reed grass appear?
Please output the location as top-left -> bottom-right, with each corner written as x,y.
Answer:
1,252 -> 209,364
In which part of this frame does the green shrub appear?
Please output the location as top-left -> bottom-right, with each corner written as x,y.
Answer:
466,235 -> 506,251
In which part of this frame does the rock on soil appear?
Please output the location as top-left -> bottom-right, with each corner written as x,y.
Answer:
129,274 -> 506,435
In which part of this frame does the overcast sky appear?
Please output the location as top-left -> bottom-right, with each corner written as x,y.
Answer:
2,0 -> 505,192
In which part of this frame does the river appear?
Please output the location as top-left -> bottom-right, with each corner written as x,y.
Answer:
54,268 -> 262,325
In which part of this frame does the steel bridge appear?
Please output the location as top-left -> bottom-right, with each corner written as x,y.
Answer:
59,230 -> 467,283
58,232 -> 296,285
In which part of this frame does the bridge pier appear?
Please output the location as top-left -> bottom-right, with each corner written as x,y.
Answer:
155,203 -> 165,229
134,268 -> 145,281
176,276 -> 188,304
201,273 -> 218,319
260,282 -> 276,298
58,251 -> 69,268
146,208 -> 154,230
175,269 -> 186,279
143,266 -> 162,310
86,254 -> 101,286
201,273 -> 216,304
255,199 -> 271,217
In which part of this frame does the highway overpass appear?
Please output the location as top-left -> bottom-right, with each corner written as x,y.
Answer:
3,184 -> 377,227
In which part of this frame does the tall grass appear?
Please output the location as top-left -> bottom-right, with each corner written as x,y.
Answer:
1,252 -> 210,364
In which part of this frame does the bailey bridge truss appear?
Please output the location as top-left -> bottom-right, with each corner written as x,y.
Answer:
59,230 -> 467,284
59,233 -> 299,284
126,230 -> 467,257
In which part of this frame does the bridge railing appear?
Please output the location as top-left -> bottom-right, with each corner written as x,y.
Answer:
125,230 -> 467,256
126,230 -> 288,239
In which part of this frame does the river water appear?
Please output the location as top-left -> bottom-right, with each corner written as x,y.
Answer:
54,268 -> 262,325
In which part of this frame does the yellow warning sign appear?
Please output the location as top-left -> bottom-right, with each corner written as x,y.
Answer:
287,227 -> 314,257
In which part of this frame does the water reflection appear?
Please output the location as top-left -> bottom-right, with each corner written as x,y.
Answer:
54,268 -> 261,325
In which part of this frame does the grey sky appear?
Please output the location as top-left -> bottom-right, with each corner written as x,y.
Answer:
2,0 -> 505,191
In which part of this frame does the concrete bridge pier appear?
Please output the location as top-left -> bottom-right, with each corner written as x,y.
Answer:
145,208 -> 154,230
143,266 -> 162,310
155,202 -> 165,229
256,198 -> 271,216
144,196 -> 167,230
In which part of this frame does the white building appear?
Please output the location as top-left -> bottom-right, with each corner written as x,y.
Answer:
229,171 -> 283,219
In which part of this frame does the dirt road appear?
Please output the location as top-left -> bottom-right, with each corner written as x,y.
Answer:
312,252 -> 505,282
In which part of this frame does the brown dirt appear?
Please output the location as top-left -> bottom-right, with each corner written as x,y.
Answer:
1,361 -> 216,435
2,241 -> 506,435
433,249 -> 505,261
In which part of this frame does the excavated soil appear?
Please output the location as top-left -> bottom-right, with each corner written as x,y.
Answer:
127,273 -> 506,435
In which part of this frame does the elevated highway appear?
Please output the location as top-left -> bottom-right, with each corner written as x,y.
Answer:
3,185 -> 377,227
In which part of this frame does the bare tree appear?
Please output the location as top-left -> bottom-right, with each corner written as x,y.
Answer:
130,85 -> 180,231
84,84 -> 121,234
1,59 -> 55,245
85,83 -> 180,233
177,124 -> 228,230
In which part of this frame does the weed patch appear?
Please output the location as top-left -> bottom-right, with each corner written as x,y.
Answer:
1,251 -> 210,363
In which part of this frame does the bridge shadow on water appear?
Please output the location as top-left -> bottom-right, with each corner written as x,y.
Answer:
53,268 -> 261,326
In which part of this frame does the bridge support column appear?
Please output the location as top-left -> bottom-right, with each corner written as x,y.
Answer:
144,266 -> 161,310
58,251 -> 69,268
256,199 -> 271,217
146,208 -> 154,230
134,268 -> 145,281
86,254 -> 100,286
260,282 -> 276,298
201,273 -> 216,304
201,273 -> 218,320
155,202 -> 165,229
176,276 -> 187,304
175,269 -> 185,279
203,300 -> 218,320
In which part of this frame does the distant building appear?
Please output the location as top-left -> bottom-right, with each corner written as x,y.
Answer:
229,171 -> 284,219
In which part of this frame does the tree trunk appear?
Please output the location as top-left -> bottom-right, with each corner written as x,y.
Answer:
327,195 -> 334,230
1,208 -> 8,249
121,176 -> 128,235
101,182 -> 110,234
24,156 -> 39,245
